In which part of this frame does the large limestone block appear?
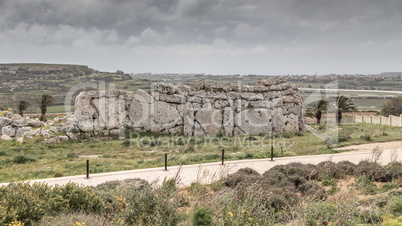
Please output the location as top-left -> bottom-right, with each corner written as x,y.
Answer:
194,121 -> 205,136
240,93 -> 264,101
75,92 -> 95,132
182,103 -> 194,136
234,100 -> 249,112
152,101 -> 182,131
27,118 -> 43,127
154,83 -> 179,94
206,92 -> 227,100
1,125 -> 16,137
272,108 -> 284,133
283,114 -> 299,132
214,100 -> 229,109
128,91 -> 155,129
11,118 -> 26,127
248,101 -> 273,109
159,94 -> 186,104
234,109 -> 273,134
223,107 -> 234,136
78,121 -> 94,132
283,95 -> 295,103
195,103 -> 223,136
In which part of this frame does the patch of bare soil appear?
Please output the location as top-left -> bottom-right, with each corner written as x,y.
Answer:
79,155 -> 100,158
336,141 -> 402,152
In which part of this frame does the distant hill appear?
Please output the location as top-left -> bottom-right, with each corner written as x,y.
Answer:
0,63 -> 150,114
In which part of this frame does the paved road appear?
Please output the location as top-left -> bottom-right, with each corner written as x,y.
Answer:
1,141 -> 401,187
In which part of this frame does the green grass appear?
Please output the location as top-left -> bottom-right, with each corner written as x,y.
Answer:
0,123 -> 401,183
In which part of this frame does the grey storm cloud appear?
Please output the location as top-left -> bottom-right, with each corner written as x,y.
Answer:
0,0 -> 402,74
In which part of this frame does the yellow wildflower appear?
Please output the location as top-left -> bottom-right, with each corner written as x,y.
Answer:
227,212 -> 234,217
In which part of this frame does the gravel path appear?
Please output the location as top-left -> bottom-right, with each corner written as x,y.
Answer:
1,141 -> 401,187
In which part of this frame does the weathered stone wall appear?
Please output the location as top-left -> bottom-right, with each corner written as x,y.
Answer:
74,78 -> 306,136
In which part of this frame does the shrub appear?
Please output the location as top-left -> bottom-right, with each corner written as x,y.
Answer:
192,206 -> 213,226
121,140 -> 131,147
0,182 -> 103,225
49,183 -> 104,214
66,152 -> 78,159
380,96 -> 402,116
13,155 -> 37,164
355,175 -> 378,195
389,197 -> 402,216
0,150 -> 6,156
303,199 -> 360,225
210,183 -> 275,225
53,172 -> 64,177
386,162 -> 402,180
298,181 -> 326,200
356,160 -> 391,182
123,184 -> 183,225
162,178 -> 177,194
225,168 -> 262,188
336,160 -> 357,176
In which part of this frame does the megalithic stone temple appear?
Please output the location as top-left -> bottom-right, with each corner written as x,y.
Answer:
74,78 -> 306,136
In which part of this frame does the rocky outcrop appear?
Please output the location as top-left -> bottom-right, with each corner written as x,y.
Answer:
74,78 -> 305,136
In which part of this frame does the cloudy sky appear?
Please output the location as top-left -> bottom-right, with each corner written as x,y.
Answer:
1,0 -> 401,75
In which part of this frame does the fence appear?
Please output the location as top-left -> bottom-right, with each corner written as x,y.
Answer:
354,114 -> 402,127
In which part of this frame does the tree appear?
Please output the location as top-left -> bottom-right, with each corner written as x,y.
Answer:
335,95 -> 356,124
16,100 -> 30,117
306,99 -> 328,124
380,97 -> 402,117
37,94 -> 55,122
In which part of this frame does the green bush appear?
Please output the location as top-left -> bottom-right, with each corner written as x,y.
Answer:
211,183 -> 275,225
0,150 -> 6,156
123,183 -> 183,225
0,182 -> 103,225
304,200 -> 360,225
356,175 -> 378,195
192,206 -> 213,226
121,140 -> 131,147
389,197 -> 402,216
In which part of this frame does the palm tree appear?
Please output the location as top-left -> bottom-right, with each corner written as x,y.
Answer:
16,100 -> 30,117
335,95 -> 356,124
38,94 -> 55,122
307,99 -> 328,124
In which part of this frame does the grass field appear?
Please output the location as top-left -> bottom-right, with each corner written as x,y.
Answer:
1,123 -> 401,183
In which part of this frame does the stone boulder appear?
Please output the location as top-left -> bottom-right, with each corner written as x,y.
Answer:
0,117 -> 12,127
1,125 -> 16,137
1,134 -> 11,141
15,127 -> 32,138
